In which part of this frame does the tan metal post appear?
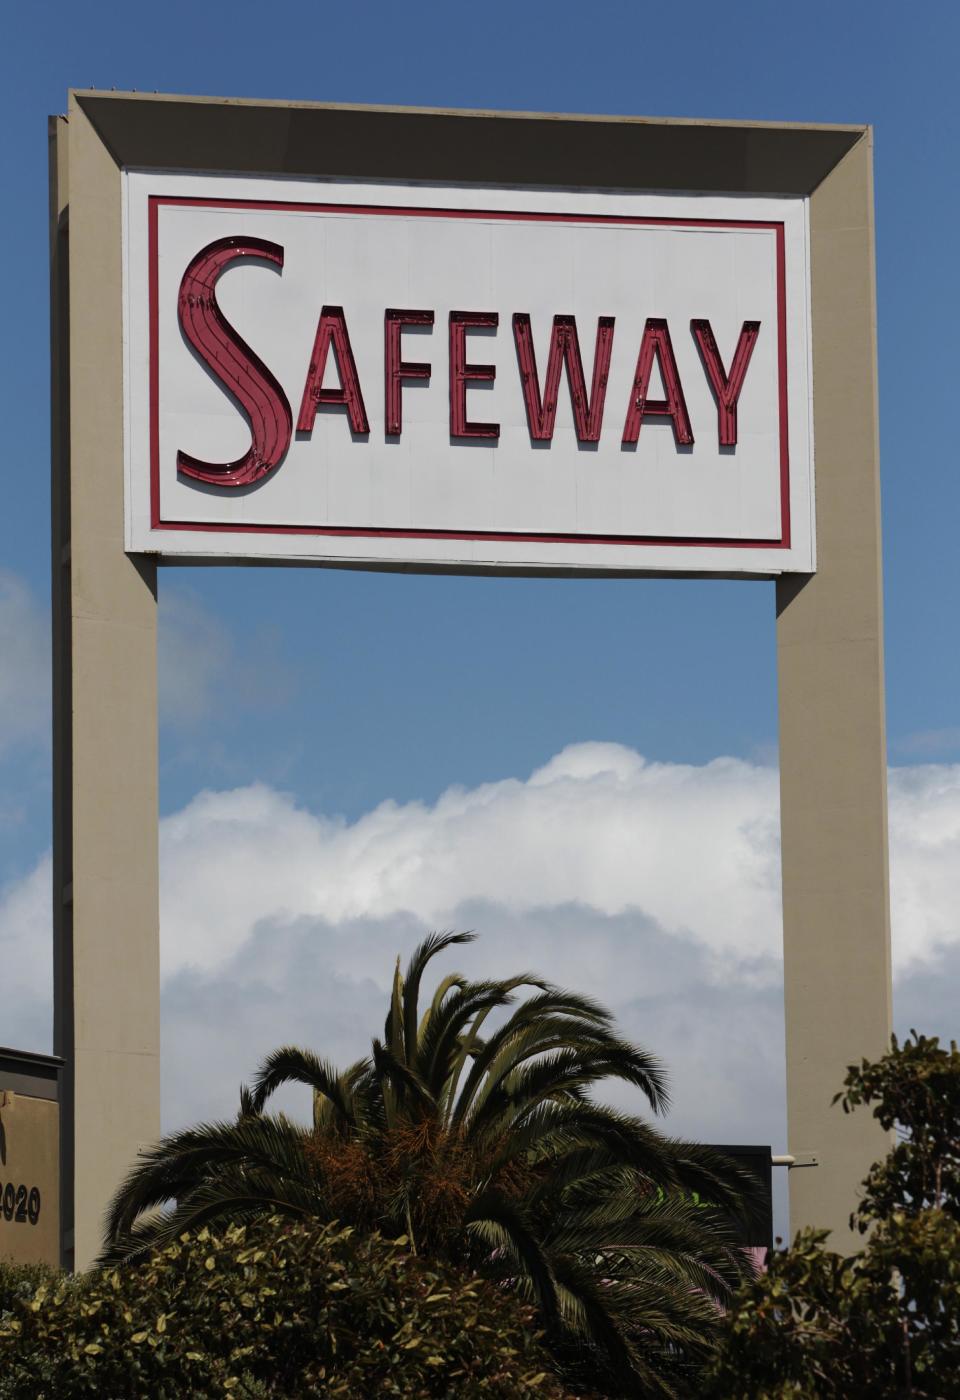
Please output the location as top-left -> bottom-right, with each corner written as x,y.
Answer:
50,98 -> 161,1271
777,130 -> 892,1241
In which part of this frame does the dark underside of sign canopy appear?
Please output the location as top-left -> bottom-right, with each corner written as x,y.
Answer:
76,92 -> 861,198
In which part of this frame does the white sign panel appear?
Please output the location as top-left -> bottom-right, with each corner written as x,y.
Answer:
123,173 -> 814,574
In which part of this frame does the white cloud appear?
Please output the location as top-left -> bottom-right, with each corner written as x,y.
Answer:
0,853 -> 52,1051
159,744 -> 784,978
2,744 -> 960,1162
888,763 -> 960,970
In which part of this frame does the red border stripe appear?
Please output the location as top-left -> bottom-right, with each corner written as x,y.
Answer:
149,197 -> 160,528
148,196 -> 790,551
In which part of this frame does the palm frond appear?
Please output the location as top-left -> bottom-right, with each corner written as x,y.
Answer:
402,931 -> 475,1061
658,1138 -> 759,1221
371,1037 -> 437,1118
550,1254 -> 671,1398
386,955 -> 406,1060
464,1187 -> 559,1324
477,1098 -> 683,1186
248,1045 -> 357,1125
438,971 -> 548,1124
452,995 -> 631,1128
470,1039 -> 670,1141
99,1167 -> 319,1266
416,981 -> 519,1098
104,1114 -> 314,1242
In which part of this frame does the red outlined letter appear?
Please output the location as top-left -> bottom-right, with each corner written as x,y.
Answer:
691,319 -> 761,447
297,306 -> 370,435
176,236 -> 292,488
512,313 -> 615,443
385,309 -> 434,436
449,311 -> 500,439
622,318 -> 694,448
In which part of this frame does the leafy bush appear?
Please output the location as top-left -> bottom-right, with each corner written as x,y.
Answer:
0,1217 -> 576,1398
0,1259 -> 58,1316
707,1032 -> 960,1399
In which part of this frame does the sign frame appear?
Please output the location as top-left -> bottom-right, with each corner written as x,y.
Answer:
122,175 -> 815,576
50,92 -> 892,1270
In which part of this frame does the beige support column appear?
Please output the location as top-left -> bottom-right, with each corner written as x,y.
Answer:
51,98 -> 161,1270
777,130 -> 892,1242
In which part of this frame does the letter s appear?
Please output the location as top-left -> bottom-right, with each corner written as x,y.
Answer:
176,236 -> 292,487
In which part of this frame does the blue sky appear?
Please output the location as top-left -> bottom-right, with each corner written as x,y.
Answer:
2,1 -> 958,828
2,1 -> 960,1195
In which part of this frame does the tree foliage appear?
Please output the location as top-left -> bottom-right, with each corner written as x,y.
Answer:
707,1031 -> 960,1399
839,1030 -> 960,1231
0,1217 -> 575,1398
0,1260 -> 58,1317
103,932 -> 757,1396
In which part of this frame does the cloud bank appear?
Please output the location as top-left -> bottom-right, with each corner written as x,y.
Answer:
2,744 -> 959,1159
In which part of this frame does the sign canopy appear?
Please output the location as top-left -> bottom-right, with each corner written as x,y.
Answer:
124,173 -> 814,575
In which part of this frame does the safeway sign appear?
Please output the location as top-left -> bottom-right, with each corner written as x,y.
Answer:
123,172 -> 814,574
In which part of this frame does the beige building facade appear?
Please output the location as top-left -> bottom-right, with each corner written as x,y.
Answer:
0,1050 -> 62,1268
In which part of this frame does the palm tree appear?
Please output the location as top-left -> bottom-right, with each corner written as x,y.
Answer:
103,933 -> 757,1395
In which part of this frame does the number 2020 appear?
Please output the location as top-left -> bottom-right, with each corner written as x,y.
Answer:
0,1182 -> 41,1225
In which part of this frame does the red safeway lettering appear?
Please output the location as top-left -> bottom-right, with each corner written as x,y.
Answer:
512,313 -> 615,443
622,318 -> 694,448
297,306 -> 370,435
691,319 -> 761,447
449,311 -> 500,439
176,236 -> 292,487
384,309 -> 434,436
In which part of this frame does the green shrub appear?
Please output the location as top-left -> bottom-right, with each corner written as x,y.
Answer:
0,1259 -> 58,1316
706,1032 -> 960,1399
0,1218 -> 575,1398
